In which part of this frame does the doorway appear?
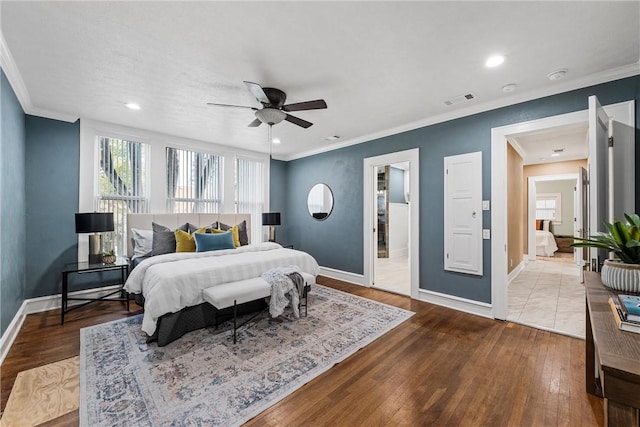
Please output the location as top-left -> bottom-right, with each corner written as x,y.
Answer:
374,163 -> 410,295
363,149 -> 420,299
491,100 -> 635,322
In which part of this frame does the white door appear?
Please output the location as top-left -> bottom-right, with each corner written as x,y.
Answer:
588,95 -> 610,271
444,151 -> 483,275
575,166 -> 588,282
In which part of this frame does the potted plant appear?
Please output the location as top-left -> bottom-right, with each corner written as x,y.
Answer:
102,249 -> 116,264
572,213 -> 640,292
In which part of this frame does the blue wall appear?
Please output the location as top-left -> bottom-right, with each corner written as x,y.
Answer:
269,159 -> 289,244
282,76 -> 640,304
25,116 -> 80,298
1,69 -> 26,335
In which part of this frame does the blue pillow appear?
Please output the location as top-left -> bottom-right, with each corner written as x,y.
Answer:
194,231 -> 235,252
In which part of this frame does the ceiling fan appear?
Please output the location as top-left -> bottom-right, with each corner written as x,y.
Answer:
207,81 -> 327,129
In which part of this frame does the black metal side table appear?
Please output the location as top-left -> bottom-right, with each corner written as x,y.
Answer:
61,257 -> 130,324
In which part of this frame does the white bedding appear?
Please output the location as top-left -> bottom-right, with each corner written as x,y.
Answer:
535,230 -> 558,257
124,242 -> 319,335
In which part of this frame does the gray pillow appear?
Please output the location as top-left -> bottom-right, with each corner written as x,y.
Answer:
218,220 -> 249,246
152,222 -> 189,256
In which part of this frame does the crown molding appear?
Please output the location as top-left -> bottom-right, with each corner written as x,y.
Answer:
283,62 -> 640,161
0,30 -> 31,112
0,29 -> 79,123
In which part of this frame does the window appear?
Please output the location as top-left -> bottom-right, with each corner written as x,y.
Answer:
166,147 -> 222,213
536,193 -> 562,222
236,157 -> 265,243
97,136 -> 149,256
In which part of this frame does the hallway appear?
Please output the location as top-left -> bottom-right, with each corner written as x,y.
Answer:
507,254 -> 584,338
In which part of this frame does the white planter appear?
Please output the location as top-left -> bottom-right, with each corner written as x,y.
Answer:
601,259 -> 640,292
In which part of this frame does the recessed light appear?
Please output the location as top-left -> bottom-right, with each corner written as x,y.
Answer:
502,83 -> 517,93
551,153 -> 560,157
125,103 -> 141,110
272,138 -> 280,144
547,69 -> 567,81
485,55 -> 505,68
325,135 -> 341,141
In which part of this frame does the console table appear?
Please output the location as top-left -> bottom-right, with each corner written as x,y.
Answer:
585,272 -> 640,426
61,257 -> 130,324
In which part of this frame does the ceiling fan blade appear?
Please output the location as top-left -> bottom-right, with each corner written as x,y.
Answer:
285,114 -> 313,128
243,81 -> 270,104
282,99 -> 327,112
248,118 -> 262,127
206,102 -> 257,110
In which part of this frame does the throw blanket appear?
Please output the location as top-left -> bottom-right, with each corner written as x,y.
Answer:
124,242 -> 319,335
262,267 -> 304,318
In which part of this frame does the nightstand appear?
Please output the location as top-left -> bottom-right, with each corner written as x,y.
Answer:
61,257 -> 130,324
555,235 -> 575,253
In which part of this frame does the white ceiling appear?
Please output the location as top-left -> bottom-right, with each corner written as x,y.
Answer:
2,2 -> 639,160
511,122 -> 589,166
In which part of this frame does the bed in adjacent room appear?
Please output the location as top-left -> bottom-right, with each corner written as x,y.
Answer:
124,213 -> 319,345
535,219 -> 558,257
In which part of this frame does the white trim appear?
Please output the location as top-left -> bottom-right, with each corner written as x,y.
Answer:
507,259 -> 527,284
283,64 -> 640,161
318,266 -> 366,286
0,285 -> 123,366
0,31 -> 79,123
0,300 -> 28,366
417,289 -> 493,319
0,31 -> 30,113
491,100 -> 635,321
363,149 -> 420,299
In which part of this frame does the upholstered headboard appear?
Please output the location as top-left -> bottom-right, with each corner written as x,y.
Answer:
126,213 -> 251,258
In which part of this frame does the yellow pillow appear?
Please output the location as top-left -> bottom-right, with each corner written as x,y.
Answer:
175,227 -> 208,252
212,226 -> 240,247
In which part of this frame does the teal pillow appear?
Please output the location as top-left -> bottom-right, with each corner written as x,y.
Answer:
194,231 -> 235,252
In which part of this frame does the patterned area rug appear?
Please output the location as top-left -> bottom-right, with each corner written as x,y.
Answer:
80,284 -> 413,426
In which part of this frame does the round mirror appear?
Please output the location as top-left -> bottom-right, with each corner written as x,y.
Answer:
307,183 -> 334,221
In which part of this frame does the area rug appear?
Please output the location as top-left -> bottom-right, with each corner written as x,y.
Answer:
1,356 -> 79,427
80,284 -> 413,426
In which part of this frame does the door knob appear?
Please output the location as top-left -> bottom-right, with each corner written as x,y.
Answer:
472,211 -> 476,218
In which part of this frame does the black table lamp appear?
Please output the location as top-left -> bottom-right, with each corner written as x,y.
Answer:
75,212 -> 114,263
262,212 -> 281,242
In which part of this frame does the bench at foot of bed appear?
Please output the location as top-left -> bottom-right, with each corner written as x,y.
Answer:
202,273 -> 314,343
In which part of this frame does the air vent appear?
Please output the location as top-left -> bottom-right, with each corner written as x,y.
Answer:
443,93 -> 476,106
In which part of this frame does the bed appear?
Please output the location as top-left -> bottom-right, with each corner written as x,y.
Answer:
124,213 -> 319,345
535,230 -> 559,257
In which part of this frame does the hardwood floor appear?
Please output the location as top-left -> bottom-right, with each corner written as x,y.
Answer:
1,277 -> 604,426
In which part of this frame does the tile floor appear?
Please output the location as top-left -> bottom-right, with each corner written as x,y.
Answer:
374,255 -> 410,296
507,253 -> 585,339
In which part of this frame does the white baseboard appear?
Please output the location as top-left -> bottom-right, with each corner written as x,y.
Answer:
507,260 -> 527,284
318,266 -> 366,287
0,285 -> 122,366
417,288 -> 493,319
0,300 -> 28,367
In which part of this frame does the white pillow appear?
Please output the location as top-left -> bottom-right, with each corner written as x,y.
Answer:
131,228 -> 153,259
543,220 -> 550,232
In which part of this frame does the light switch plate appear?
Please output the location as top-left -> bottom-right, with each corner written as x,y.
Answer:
482,229 -> 491,239
482,200 -> 490,210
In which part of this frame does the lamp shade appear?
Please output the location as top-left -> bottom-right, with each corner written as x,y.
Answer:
262,212 -> 281,226
75,212 -> 114,233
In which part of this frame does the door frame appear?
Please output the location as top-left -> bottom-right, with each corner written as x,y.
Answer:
363,148 -> 420,299
527,173 -> 579,261
490,100 -> 634,320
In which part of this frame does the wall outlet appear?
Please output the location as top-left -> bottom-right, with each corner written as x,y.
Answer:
482,229 -> 491,239
482,200 -> 490,211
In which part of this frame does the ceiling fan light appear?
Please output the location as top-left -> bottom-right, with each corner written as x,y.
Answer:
255,108 -> 286,125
